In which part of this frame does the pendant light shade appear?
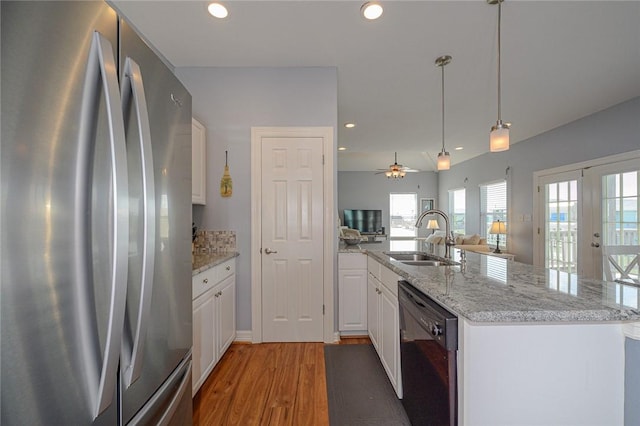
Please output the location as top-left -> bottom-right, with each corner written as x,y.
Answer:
435,55 -> 452,171
490,122 -> 509,152
488,0 -> 510,152
437,151 -> 450,170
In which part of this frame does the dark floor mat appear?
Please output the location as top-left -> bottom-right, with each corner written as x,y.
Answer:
324,344 -> 411,426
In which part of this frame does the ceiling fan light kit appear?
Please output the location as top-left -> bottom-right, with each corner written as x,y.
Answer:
488,0 -> 511,153
435,55 -> 452,171
380,152 -> 408,178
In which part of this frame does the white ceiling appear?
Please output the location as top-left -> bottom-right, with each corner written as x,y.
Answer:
113,0 -> 640,172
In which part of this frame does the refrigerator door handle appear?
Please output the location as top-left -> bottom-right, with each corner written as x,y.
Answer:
120,57 -> 157,389
89,31 -> 130,419
128,355 -> 193,426
156,359 -> 192,426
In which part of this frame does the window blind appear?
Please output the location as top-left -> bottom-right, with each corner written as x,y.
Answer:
481,180 -> 507,247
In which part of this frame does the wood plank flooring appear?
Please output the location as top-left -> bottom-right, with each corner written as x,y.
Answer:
193,338 -> 370,426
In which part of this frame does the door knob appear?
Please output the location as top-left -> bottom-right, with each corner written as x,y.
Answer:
591,242 -> 600,248
264,248 -> 278,254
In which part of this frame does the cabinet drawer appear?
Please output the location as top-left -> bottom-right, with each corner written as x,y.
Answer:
193,268 -> 216,300
381,265 -> 399,297
339,253 -> 367,269
367,256 -> 381,280
217,259 -> 235,281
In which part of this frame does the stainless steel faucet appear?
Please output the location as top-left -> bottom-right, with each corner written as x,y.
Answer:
415,209 -> 455,259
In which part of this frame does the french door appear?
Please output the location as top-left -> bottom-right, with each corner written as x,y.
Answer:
536,155 -> 639,283
583,158 -> 639,281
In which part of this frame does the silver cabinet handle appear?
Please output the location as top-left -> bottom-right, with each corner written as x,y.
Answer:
120,57 -> 156,390
87,31 -> 129,419
591,242 -> 600,248
226,265 -> 231,271
264,248 -> 278,254
203,278 -> 208,284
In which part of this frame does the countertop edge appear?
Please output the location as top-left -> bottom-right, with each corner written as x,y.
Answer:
192,252 -> 239,276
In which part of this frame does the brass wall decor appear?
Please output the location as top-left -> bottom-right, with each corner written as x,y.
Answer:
220,150 -> 233,197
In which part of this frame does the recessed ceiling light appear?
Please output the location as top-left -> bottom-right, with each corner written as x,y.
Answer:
361,2 -> 383,20
208,2 -> 228,19
455,146 -> 464,151
344,123 -> 356,128
338,147 -> 347,151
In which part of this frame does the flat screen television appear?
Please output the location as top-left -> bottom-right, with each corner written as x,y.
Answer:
343,209 -> 383,234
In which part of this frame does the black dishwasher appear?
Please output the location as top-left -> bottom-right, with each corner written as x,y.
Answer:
398,281 -> 458,426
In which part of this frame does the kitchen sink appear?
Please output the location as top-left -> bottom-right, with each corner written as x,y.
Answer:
400,260 -> 444,266
384,251 -> 459,266
385,252 -> 436,261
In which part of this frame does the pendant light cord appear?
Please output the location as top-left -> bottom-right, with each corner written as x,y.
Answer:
497,0 -> 502,122
441,60 -> 446,152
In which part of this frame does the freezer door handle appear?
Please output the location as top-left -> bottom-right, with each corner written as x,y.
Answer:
88,31 -> 130,419
128,355 -> 193,426
120,56 -> 157,389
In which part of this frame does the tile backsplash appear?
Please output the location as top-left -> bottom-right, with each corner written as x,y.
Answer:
193,230 -> 236,254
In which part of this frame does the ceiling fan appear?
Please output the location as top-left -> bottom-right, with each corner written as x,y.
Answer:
375,152 -> 419,178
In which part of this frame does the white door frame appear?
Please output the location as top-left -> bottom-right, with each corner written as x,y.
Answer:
250,127 -> 335,343
533,149 -> 640,268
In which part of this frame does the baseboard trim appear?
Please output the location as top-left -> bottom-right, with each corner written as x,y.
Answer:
234,330 -> 253,343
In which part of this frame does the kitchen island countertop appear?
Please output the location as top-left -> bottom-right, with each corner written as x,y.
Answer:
340,240 -> 640,323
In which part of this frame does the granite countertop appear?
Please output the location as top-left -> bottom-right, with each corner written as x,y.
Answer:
340,240 -> 640,324
192,252 -> 239,276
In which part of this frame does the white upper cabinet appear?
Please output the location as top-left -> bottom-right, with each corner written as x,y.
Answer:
191,118 -> 206,204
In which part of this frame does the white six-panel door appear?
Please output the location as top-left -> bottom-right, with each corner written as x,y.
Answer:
260,136 -> 325,342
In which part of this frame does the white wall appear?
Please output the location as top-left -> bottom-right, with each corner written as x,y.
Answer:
438,96 -> 640,264
337,171 -> 439,238
177,67 -> 338,331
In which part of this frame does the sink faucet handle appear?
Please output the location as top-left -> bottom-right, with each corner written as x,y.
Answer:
445,232 -> 455,246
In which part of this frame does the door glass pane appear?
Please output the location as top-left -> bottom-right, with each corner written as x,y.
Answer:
544,179 -> 578,272
602,172 -> 638,246
601,170 -> 639,283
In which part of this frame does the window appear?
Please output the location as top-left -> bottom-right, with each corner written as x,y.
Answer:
390,193 -> 417,238
481,180 -> 507,248
448,188 -> 466,235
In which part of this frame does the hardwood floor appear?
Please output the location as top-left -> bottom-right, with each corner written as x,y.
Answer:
193,338 -> 370,426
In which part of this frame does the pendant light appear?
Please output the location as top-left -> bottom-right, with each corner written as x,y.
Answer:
435,55 -> 452,171
488,0 -> 510,152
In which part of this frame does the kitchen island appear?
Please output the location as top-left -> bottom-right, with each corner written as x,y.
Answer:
341,241 -> 640,425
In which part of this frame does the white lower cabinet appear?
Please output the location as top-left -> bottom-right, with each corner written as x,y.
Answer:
367,257 -> 402,398
338,253 -> 368,332
192,258 -> 236,395
192,285 -> 215,393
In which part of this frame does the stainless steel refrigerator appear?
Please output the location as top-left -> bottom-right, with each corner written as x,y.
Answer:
1,1 -> 193,424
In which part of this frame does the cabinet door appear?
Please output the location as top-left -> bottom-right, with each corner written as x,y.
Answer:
192,288 -> 215,394
338,268 -> 368,331
380,284 -> 401,398
367,273 -> 380,350
215,274 -> 236,359
191,118 -> 206,205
